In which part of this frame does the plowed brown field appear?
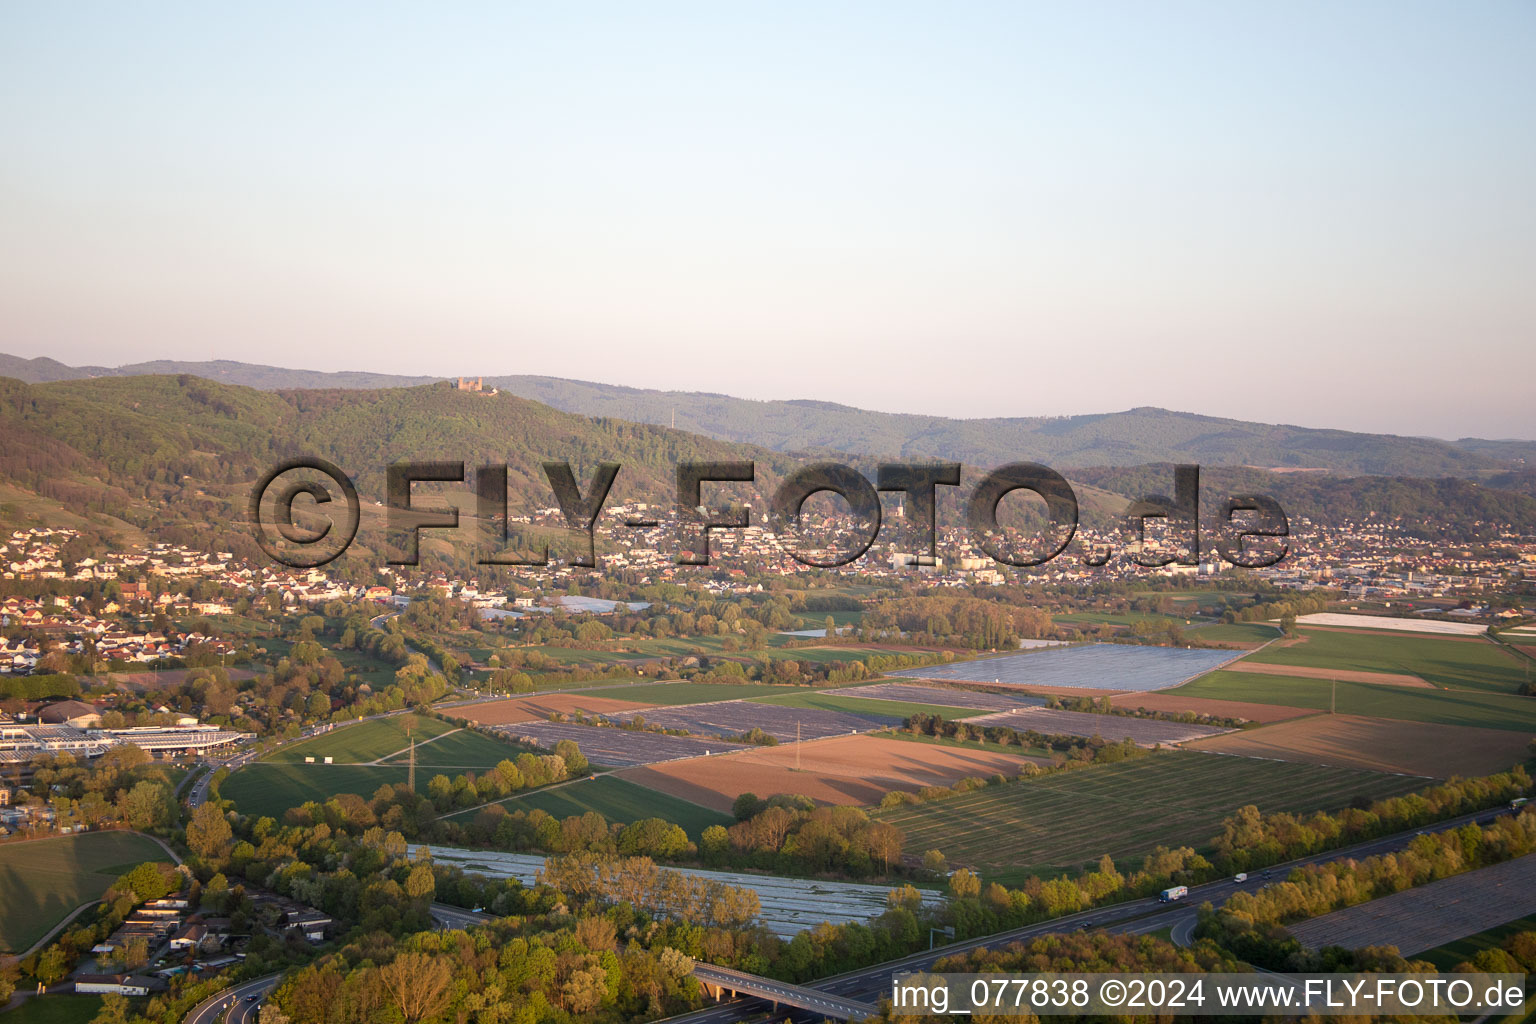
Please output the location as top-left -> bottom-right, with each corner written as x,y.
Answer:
1185,714 -> 1531,778
618,734 -> 1044,812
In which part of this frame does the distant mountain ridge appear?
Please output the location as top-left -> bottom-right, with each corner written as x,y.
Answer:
1,351 -> 1528,476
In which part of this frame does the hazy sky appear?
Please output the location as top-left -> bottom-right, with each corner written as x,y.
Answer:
3,3 -> 1533,439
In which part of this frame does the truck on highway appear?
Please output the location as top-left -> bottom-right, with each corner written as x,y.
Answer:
1159,885 -> 1189,903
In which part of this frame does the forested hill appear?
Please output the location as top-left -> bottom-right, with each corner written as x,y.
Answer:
1072,464 -> 1536,536
0,375 -> 797,568
2,352 -> 1525,477
0,375 -> 1530,558
489,378 -> 1502,477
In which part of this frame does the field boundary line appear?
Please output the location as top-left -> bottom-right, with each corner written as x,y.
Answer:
373,727 -> 462,764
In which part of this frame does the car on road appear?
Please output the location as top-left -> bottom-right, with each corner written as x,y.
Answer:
1233,873 -> 1248,883
246,995 -> 260,1002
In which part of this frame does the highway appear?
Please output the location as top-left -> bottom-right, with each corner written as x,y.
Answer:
691,963 -> 876,1021
181,974 -> 281,1024
429,902 -> 498,931
654,804 -> 1518,1024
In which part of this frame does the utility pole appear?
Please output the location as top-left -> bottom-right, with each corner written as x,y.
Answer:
408,737 -> 416,792
796,721 -> 801,770
1331,678 -> 1336,715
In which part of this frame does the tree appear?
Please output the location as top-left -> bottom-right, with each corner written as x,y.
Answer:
732,792 -> 764,822
91,993 -> 131,1024
554,738 -> 588,775
405,863 -> 436,900
866,821 -> 903,873
949,868 -> 981,900
119,780 -> 173,830
922,848 -> 948,874
35,946 -> 69,990
187,802 -> 233,860
825,615 -> 836,638
378,951 -> 452,1023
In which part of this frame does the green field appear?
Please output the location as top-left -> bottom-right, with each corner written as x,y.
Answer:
378,728 -> 532,768
873,751 -> 1424,885
1056,611 -> 1198,628
1186,622 -> 1282,645
1167,669 -> 1536,731
1246,628 -> 1527,693
751,690 -> 989,720
444,775 -> 730,837
222,762 -> 426,818
1417,913 -> 1536,971
0,832 -> 172,952
267,715 -> 455,763
0,996 -> 106,1024
793,609 -> 864,629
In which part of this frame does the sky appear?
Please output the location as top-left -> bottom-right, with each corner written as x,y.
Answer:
2,3 -> 1533,440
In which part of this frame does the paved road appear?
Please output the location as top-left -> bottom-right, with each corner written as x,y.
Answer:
692,962 -> 876,1020
182,974 -> 282,1024
655,805 -> 1518,1024
429,902 -> 497,931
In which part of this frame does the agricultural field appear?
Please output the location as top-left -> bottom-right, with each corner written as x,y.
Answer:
493,720 -> 747,767
970,707 -> 1233,746
573,681 -> 837,705
820,682 -> 1042,712
620,734 -> 1044,812
1165,669 -> 1536,732
605,699 -> 901,742
221,762 -> 423,819
1287,854 -> 1536,956
1108,692 -> 1315,723
377,727 -> 534,768
1186,714 -> 1533,778
0,831 -> 173,952
444,775 -> 730,836
752,690 -> 1000,722
452,693 -> 658,727
267,715 -> 454,764
1294,613 -> 1489,636
1184,622 -> 1283,646
1245,627 -> 1526,693
791,609 -> 864,630
871,751 -> 1425,883
0,996 -> 106,1024
890,643 -> 1242,692
1417,913 -> 1536,971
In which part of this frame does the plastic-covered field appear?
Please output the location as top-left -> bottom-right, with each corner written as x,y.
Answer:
492,721 -> 746,767
605,699 -> 898,742
889,643 -> 1243,692
971,707 -> 1232,746
425,844 -> 944,938
822,682 -> 1043,712
1288,854 -> 1536,955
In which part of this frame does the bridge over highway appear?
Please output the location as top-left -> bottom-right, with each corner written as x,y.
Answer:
691,962 -> 876,1021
